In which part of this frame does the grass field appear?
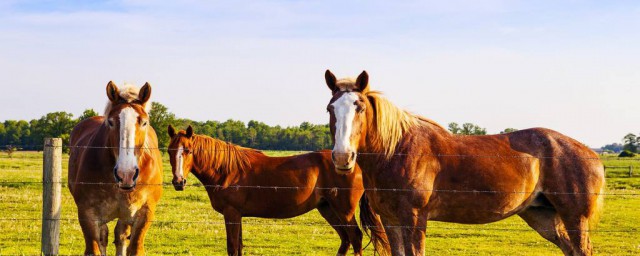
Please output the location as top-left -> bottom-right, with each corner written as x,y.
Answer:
0,151 -> 639,255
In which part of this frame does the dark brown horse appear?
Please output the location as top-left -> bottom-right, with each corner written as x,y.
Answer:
167,125 -> 388,256
323,70 -> 605,256
68,82 -> 163,255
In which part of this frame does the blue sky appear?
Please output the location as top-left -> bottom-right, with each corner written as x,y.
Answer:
1,0 -> 639,147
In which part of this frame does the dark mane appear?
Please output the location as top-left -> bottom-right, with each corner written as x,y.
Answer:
192,134 -> 261,174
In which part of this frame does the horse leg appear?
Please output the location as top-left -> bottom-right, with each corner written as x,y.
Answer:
380,217 -> 405,256
518,207 -> 573,255
78,211 -> 103,255
317,203 -> 351,255
99,223 -> 109,255
561,216 -> 593,256
223,208 -> 242,256
545,188 -> 600,255
400,209 -> 427,256
332,208 -> 363,255
127,207 -> 154,256
114,219 -> 132,256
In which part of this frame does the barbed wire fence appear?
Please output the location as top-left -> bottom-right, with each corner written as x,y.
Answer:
1,139 -> 639,255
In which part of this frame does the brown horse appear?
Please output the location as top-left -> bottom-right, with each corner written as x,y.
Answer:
68,82 -> 163,255
167,125 -> 388,256
323,70 -> 605,256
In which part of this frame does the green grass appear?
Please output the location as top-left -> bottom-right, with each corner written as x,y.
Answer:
0,151 -> 639,255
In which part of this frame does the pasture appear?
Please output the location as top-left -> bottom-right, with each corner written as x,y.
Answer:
0,151 -> 639,255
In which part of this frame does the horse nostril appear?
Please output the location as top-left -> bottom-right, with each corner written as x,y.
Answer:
113,167 -> 123,183
133,167 -> 140,181
350,152 -> 356,162
182,179 -> 187,186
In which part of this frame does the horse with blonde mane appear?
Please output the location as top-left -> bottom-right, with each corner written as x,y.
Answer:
323,70 -> 605,256
68,82 -> 163,255
167,125 -> 388,256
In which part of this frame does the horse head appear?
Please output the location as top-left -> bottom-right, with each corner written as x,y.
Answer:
104,81 -> 152,191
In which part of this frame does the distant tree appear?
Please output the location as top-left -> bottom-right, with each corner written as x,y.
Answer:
0,122 -> 5,145
500,128 -> 519,134
623,133 -> 638,153
29,112 -> 77,152
601,143 -> 623,153
78,109 -> 99,121
461,123 -> 487,135
448,122 -> 486,135
3,120 -> 30,146
447,122 -> 461,134
149,102 -> 176,149
4,145 -> 18,158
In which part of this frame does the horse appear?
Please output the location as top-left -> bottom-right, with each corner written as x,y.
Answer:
322,70 -> 605,256
167,125 -> 388,256
68,81 -> 163,255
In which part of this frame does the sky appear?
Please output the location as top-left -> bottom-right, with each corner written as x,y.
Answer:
0,0 -> 639,148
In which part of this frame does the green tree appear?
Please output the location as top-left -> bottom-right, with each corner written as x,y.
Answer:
461,123 -> 486,135
448,122 -> 461,134
78,109 -> 99,121
30,112 -> 77,151
3,120 -> 30,146
149,102 -> 176,149
448,122 -> 487,135
602,143 -> 623,153
623,133 -> 638,153
500,128 -> 518,134
0,122 -> 5,145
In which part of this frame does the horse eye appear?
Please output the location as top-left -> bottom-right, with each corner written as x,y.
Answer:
354,102 -> 365,113
141,121 -> 148,127
108,120 -> 114,127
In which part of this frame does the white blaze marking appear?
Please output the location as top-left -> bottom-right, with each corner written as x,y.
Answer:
176,145 -> 184,177
117,107 -> 139,173
331,92 -> 359,154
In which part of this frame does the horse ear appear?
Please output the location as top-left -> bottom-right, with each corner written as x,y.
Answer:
186,125 -> 193,138
168,125 -> 176,138
138,82 -> 152,104
325,69 -> 338,93
106,81 -> 119,102
355,71 -> 369,92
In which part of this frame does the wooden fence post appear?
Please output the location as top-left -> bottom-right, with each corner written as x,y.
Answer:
42,138 -> 62,256
630,166 -> 633,178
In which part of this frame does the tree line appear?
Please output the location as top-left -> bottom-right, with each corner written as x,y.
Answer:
1,102 -> 503,152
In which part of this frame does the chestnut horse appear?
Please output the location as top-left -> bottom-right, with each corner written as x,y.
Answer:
323,70 -> 605,256
167,125 -> 388,256
68,82 -> 163,255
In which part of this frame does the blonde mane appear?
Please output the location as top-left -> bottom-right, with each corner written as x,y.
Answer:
191,134 -> 256,174
365,91 -> 447,159
103,83 -> 152,116
336,78 -> 358,91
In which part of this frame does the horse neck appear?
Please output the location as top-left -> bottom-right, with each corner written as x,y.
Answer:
360,96 -> 449,159
190,135 -> 254,182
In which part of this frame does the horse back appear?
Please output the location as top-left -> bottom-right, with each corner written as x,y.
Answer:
505,127 -> 604,189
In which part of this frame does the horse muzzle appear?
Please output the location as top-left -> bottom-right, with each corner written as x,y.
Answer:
114,167 -> 139,191
331,151 -> 357,174
172,177 -> 187,191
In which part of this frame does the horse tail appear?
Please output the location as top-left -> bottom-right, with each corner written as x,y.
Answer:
359,194 -> 391,256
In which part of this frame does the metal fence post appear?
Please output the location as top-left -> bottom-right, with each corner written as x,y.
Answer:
42,138 -> 62,256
